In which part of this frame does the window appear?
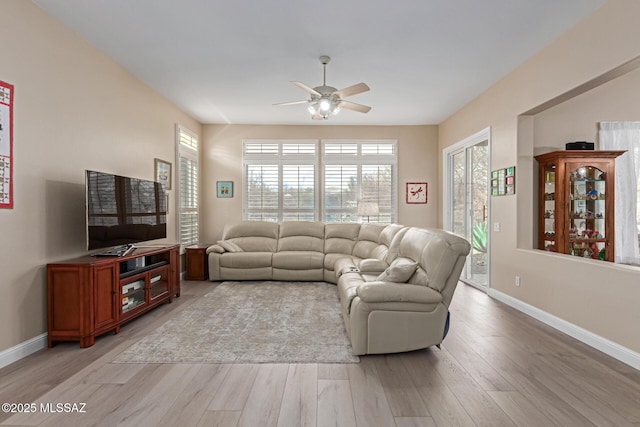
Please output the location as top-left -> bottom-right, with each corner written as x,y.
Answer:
242,139 -> 397,223
243,140 -> 318,222
322,140 -> 397,223
177,125 -> 199,246
599,121 -> 640,265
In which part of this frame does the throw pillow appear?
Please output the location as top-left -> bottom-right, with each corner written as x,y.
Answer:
376,257 -> 417,283
207,244 -> 225,254
217,240 -> 243,252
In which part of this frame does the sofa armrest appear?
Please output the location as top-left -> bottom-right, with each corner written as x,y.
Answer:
357,281 -> 442,304
357,258 -> 388,272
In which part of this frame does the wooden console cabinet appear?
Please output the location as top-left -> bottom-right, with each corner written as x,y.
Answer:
47,244 -> 180,348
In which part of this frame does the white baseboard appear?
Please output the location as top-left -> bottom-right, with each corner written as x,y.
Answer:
488,289 -> 640,371
0,333 -> 48,370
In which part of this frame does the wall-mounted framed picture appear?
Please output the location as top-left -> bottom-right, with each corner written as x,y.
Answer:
406,182 -> 428,204
217,181 -> 233,198
0,80 -> 14,209
154,158 -> 172,190
491,166 -> 515,196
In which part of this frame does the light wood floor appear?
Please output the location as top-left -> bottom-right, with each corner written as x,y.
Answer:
1,281 -> 639,427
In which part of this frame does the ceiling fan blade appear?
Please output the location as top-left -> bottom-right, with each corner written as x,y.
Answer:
273,100 -> 309,106
339,100 -> 371,114
312,110 -> 325,120
291,81 -> 321,97
334,82 -> 370,98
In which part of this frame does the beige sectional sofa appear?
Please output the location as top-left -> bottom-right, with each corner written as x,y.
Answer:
207,221 -> 470,355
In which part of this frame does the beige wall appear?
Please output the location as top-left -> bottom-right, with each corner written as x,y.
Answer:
0,1 -> 200,353
202,125 -> 438,241
439,0 -> 640,353
533,66 -> 640,153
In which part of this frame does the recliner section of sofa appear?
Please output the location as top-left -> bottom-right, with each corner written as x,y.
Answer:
208,221 -> 278,281
273,221 -> 325,281
338,227 -> 470,355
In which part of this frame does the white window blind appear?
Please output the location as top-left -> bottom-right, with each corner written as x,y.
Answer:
241,139 -> 396,224
177,126 -> 199,246
322,140 -> 397,223
243,140 -> 318,222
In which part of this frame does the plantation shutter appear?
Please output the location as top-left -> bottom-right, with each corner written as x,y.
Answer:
322,140 -> 397,223
243,140 -> 318,221
177,126 -> 199,246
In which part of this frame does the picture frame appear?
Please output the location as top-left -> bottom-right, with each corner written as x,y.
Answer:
154,158 -> 172,190
491,166 -> 516,196
217,181 -> 233,198
0,80 -> 14,209
406,182 -> 428,204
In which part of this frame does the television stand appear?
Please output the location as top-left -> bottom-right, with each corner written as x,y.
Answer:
47,244 -> 180,348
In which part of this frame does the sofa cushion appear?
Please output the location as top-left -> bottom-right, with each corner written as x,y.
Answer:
376,257 -> 418,282
385,225 -> 409,263
326,253 -> 358,272
352,224 -> 385,258
222,221 -> 279,252
278,221 -> 324,252
324,223 -> 360,254
357,281 -> 442,305
217,240 -> 243,252
272,251 -> 324,270
219,252 -> 272,268
401,228 -> 464,292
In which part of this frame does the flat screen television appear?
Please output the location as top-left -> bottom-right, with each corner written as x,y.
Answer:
86,170 -> 167,252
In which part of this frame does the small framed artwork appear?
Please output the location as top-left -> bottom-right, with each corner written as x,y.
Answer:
217,181 -> 233,198
491,166 -> 516,196
154,158 -> 172,190
406,182 -> 428,204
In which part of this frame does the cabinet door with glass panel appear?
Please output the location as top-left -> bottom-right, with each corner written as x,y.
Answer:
535,150 -> 624,262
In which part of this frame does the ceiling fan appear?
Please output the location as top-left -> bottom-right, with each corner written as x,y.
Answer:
274,55 -> 371,120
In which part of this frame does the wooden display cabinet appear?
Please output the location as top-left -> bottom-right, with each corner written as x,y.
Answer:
47,244 -> 180,348
535,150 -> 624,261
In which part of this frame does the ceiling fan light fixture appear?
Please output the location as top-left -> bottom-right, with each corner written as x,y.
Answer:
276,55 -> 371,121
319,98 -> 331,112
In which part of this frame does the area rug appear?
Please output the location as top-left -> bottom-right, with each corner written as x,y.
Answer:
113,281 -> 359,363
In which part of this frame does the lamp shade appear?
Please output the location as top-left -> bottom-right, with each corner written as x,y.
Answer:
357,201 -> 379,216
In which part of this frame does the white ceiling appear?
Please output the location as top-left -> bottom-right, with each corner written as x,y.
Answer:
34,0 -> 604,126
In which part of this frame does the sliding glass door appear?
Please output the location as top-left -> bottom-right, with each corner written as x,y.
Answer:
445,130 -> 490,289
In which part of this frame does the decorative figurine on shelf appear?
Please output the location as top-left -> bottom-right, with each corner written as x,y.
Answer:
588,189 -> 598,200
598,248 -> 605,260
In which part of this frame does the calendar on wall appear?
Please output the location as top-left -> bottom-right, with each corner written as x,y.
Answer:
0,80 -> 13,209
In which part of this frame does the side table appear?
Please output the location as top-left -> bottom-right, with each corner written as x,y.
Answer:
185,243 -> 211,281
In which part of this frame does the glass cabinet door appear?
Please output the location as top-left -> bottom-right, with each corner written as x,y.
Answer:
568,165 -> 606,260
543,163 -> 556,252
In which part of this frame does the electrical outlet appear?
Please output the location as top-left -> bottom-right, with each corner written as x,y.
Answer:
515,275 -> 521,287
